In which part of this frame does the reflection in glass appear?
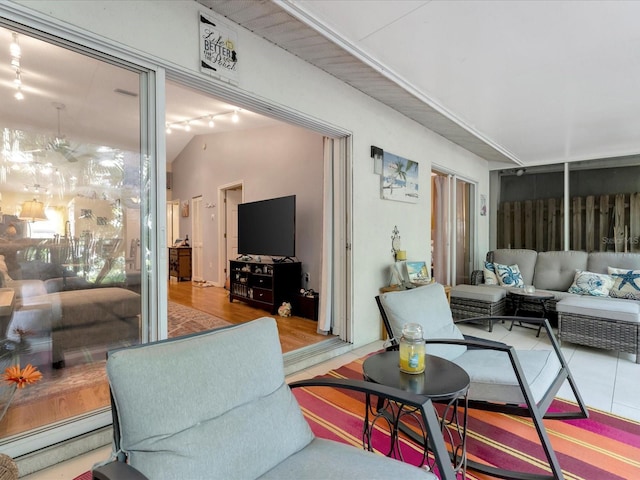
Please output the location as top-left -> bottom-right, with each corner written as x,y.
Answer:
0,26 -> 143,449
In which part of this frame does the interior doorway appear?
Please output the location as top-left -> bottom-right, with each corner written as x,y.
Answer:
219,183 -> 243,287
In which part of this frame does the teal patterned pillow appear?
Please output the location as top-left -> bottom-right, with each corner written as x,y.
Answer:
483,261 -> 499,285
607,267 -> 640,300
568,270 -> 614,296
494,263 -> 524,288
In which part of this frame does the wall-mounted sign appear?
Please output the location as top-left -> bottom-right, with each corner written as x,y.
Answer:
199,11 -> 238,83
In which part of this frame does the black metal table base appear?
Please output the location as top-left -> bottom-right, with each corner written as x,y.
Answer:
363,394 -> 468,478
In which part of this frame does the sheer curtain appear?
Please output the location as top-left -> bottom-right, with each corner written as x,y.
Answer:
432,175 -> 450,285
318,137 -> 334,334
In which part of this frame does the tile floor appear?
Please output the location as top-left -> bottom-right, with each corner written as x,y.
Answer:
22,321 -> 640,479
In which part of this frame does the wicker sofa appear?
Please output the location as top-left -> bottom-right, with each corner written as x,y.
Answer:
450,249 -> 640,363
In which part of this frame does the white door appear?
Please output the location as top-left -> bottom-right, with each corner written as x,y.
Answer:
166,200 -> 180,247
225,187 -> 242,285
192,196 -> 203,281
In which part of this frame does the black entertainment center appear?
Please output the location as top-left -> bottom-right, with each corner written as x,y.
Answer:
229,259 -> 301,314
230,195 -> 302,314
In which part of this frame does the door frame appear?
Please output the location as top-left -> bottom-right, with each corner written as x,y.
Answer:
217,181 -> 244,287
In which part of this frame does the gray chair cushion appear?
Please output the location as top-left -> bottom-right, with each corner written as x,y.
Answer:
452,349 -> 561,404
107,317 -> 314,479
492,249 -> 538,285
533,251 -> 588,291
259,438 -> 436,479
379,283 -> 467,360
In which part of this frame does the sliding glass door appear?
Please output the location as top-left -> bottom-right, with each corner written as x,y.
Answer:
0,21 -> 153,457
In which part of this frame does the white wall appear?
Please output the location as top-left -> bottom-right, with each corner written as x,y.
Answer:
15,0 -> 491,346
172,124 -> 324,289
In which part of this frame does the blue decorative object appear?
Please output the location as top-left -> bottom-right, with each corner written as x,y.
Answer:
495,263 -> 524,288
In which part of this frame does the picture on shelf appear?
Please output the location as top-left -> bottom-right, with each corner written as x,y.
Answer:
405,261 -> 430,285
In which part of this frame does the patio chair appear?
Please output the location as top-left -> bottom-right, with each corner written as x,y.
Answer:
92,317 -> 456,480
376,282 -> 589,480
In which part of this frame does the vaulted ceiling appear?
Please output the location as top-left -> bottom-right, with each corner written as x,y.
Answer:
199,0 -> 640,170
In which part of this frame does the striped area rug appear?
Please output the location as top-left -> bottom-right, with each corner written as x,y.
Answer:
292,356 -> 640,480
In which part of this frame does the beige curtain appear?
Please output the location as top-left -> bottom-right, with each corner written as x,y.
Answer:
318,137 -> 334,334
432,175 -> 450,285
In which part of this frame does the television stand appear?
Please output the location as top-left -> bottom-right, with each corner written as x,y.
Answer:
229,259 -> 301,314
272,256 -> 296,263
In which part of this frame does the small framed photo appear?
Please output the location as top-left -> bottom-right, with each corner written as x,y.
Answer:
405,261 -> 430,285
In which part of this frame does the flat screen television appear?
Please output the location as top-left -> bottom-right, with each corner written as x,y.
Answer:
237,195 -> 296,259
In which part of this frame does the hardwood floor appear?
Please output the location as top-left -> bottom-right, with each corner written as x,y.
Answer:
0,282 -> 330,439
168,280 -> 331,353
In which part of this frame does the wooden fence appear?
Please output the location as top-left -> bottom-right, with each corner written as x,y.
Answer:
497,193 -> 640,253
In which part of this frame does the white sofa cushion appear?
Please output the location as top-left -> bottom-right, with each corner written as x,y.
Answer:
533,251 -> 588,291
451,284 -> 506,302
587,252 -> 640,274
557,296 -> 640,323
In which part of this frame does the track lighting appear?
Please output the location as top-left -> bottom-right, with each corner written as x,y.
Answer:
165,108 -> 241,134
9,32 -> 25,101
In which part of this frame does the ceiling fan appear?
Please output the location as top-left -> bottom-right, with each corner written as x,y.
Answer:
46,102 -> 79,162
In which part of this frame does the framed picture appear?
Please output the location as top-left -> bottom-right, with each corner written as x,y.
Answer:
405,261 -> 430,285
381,152 -> 419,203
181,201 -> 189,217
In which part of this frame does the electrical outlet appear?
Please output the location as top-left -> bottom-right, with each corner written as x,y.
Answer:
304,272 -> 310,282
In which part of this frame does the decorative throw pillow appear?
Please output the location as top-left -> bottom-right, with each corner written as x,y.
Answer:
568,270 -> 615,297
494,263 -> 524,288
607,267 -> 640,300
483,261 -> 499,285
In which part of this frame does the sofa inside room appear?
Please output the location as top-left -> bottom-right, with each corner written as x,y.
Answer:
0,238 -> 142,369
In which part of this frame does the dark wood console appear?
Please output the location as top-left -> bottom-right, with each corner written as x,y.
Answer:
169,247 -> 192,281
229,259 -> 301,314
